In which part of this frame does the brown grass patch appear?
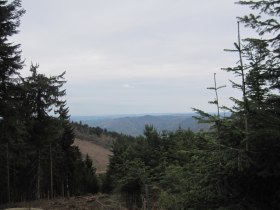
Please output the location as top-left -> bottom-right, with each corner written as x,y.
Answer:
73,139 -> 112,174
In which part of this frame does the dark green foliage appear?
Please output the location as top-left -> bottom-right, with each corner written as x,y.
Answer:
219,1 -> 280,208
0,0 -> 25,203
107,126 -> 224,209
71,154 -> 99,194
0,0 -> 24,91
0,1 -> 99,204
105,1 -> 280,209
83,154 -> 99,193
0,0 -> 25,144
0,63 -> 100,203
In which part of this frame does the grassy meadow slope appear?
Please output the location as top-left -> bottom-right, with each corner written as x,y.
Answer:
73,139 -> 112,174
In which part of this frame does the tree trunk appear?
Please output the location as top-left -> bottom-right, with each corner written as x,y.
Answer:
36,149 -> 41,200
237,21 -> 249,151
50,144 -> 53,199
6,143 -> 10,203
66,175 -> 70,198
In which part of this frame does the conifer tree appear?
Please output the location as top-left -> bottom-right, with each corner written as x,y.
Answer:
0,0 -> 25,117
0,0 -> 25,141
229,1 -> 280,208
22,64 -> 66,199
55,101 -> 75,197
209,1 -> 280,208
0,0 -> 25,203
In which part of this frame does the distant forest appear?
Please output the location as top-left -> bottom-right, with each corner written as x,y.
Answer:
72,114 -> 210,136
1,0 -> 280,209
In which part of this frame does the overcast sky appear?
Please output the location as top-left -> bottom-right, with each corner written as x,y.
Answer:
13,0 -> 253,116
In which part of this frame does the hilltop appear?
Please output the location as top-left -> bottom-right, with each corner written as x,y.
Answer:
71,113 -> 209,136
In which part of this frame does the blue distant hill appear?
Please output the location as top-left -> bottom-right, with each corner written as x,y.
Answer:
71,113 -> 210,136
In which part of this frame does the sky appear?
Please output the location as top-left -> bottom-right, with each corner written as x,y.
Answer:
13,0 -> 254,116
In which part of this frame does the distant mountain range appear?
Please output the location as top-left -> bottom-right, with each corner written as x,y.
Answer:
71,113 -> 209,136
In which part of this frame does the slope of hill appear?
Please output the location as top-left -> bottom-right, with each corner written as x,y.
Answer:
72,113 -> 209,136
70,114 -> 209,172
73,139 -> 112,174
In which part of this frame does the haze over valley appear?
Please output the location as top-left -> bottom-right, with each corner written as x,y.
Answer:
71,113 -> 210,136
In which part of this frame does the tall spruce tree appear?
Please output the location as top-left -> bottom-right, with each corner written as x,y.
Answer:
0,0 -> 25,203
212,1 -> 280,208
188,1 -> 280,208
22,64 -> 66,199
0,0 -> 25,113
55,101 -> 75,197
0,0 -> 25,137
0,1 -> 102,204
236,1 -> 280,208
238,0 -> 280,91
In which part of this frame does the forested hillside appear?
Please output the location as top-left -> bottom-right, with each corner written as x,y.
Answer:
71,121 -> 135,148
72,114 -> 210,136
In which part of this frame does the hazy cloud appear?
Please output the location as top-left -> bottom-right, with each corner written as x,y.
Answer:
15,0 -> 253,115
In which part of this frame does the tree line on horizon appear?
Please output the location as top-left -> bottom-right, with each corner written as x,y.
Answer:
0,0 -> 98,204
